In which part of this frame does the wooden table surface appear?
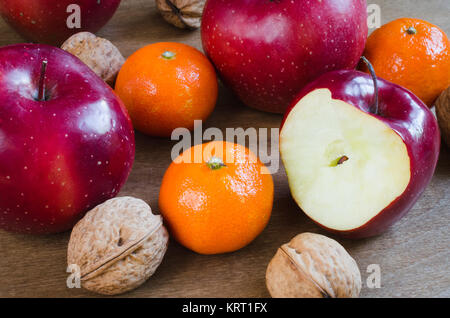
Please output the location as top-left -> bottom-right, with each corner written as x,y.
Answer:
0,0 -> 449,298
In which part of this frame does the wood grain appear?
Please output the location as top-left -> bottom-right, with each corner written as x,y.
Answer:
0,0 -> 449,298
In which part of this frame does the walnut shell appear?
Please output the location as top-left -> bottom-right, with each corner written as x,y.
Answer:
61,32 -> 125,86
156,0 -> 205,30
436,86 -> 450,148
67,197 -> 169,295
266,233 -> 361,298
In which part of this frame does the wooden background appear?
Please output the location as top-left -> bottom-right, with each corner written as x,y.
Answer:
0,0 -> 449,298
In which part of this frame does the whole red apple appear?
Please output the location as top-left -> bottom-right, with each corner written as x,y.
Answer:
0,0 -> 121,45
280,68 -> 440,238
0,44 -> 135,234
201,0 -> 368,113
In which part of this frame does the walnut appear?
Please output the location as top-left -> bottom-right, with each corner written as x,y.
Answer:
266,233 -> 361,298
61,32 -> 125,86
156,0 -> 205,30
67,197 -> 169,295
436,86 -> 450,148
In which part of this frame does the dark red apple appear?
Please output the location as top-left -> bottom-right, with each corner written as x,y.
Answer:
0,0 -> 121,45
201,0 -> 368,113
0,44 -> 135,234
280,67 -> 440,238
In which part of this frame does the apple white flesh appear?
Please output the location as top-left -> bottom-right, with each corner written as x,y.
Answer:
281,89 -> 411,231
280,69 -> 440,238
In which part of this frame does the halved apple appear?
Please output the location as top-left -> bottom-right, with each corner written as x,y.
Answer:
280,70 -> 440,238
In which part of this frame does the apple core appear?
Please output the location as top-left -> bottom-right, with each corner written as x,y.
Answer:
280,89 -> 411,231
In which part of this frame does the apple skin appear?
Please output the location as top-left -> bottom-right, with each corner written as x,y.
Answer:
0,0 -> 121,45
201,0 -> 368,113
281,70 -> 441,238
0,44 -> 135,234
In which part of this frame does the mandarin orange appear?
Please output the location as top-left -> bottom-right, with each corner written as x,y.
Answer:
159,141 -> 274,255
361,18 -> 450,107
115,42 -> 218,136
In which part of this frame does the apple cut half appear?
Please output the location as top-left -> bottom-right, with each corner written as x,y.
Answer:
280,89 -> 411,232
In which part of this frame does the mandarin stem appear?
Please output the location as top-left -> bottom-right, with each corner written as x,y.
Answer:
207,156 -> 226,170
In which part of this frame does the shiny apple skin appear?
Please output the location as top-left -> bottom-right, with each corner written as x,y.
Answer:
0,44 -> 135,234
201,0 -> 368,113
0,0 -> 121,45
281,70 -> 441,238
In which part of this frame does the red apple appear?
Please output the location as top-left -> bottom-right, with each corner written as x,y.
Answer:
280,66 -> 440,238
0,0 -> 121,45
0,44 -> 135,234
201,0 -> 368,113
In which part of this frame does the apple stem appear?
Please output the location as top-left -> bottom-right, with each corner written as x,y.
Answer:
360,56 -> 379,116
37,59 -> 48,102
